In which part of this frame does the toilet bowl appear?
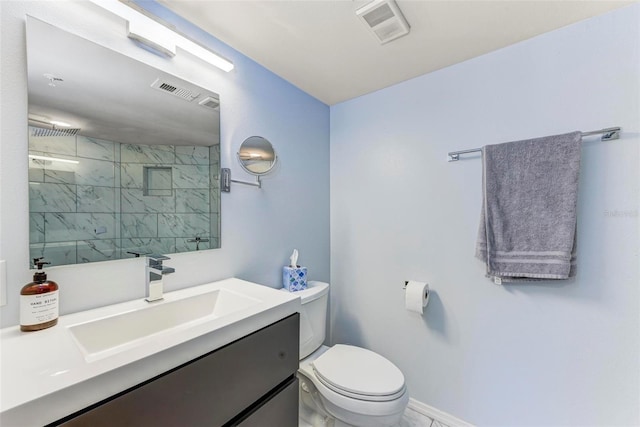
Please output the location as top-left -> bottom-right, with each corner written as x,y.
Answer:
283,281 -> 409,427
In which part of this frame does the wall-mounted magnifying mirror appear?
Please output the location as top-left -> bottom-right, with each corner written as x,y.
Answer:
238,136 -> 277,175
221,136 -> 276,191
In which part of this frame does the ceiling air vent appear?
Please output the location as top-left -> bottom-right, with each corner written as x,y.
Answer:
356,0 -> 410,45
30,126 -> 80,137
198,96 -> 220,110
150,78 -> 200,101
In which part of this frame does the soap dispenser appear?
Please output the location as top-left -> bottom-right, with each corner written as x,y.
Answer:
20,258 -> 59,332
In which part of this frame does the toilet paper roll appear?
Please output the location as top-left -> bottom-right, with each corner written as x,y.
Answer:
405,281 -> 430,314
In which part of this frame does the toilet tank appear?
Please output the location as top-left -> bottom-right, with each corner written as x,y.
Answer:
283,281 -> 329,359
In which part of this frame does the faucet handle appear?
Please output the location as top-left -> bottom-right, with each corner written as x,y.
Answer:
127,250 -> 150,258
147,254 -> 170,262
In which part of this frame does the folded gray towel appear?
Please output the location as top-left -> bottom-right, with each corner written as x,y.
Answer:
476,131 -> 582,282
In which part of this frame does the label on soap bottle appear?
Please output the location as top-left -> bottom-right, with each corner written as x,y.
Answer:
20,291 -> 59,326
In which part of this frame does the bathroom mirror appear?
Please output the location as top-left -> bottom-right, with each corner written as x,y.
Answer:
237,136 -> 277,175
26,16 -> 221,267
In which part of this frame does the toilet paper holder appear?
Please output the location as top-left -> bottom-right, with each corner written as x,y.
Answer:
404,280 -> 423,289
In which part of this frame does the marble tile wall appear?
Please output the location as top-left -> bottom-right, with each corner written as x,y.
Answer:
119,143 -> 214,256
28,128 -> 220,266
209,145 -> 220,248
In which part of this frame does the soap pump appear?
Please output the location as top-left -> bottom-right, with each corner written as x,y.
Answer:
20,258 -> 59,332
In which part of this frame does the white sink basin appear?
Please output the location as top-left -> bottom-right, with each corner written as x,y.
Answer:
69,289 -> 260,361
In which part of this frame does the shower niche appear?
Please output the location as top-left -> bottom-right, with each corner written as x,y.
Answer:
143,167 -> 173,197
26,17 -> 221,266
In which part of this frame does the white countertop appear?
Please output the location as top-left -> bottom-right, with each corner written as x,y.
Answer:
0,278 -> 300,426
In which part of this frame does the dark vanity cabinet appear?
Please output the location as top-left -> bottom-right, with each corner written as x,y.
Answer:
51,313 -> 300,427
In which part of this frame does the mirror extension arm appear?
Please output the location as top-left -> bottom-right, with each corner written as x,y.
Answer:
221,168 -> 261,192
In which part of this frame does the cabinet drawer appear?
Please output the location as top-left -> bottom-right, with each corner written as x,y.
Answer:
232,377 -> 298,427
55,313 -> 299,427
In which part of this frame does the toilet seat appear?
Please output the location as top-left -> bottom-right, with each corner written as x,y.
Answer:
311,344 -> 406,402
299,345 -> 409,425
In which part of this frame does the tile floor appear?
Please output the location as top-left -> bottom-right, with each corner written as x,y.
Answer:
399,406 -> 439,427
299,406 -> 442,427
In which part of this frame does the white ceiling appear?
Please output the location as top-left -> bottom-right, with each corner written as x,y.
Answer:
157,0 -> 633,105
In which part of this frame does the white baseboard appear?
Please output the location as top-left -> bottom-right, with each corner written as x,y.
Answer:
407,398 -> 474,427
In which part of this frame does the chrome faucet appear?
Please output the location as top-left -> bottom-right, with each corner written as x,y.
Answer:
145,254 -> 175,302
187,236 -> 209,251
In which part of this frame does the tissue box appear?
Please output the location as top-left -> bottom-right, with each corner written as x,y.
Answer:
283,266 -> 308,291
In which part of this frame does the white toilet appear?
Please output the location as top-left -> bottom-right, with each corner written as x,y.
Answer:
284,281 -> 409,427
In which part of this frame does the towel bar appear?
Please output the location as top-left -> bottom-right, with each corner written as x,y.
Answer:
447,127 -> 621,162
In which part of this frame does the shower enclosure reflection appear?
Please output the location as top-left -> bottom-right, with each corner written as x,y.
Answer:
26,17 -> 221,267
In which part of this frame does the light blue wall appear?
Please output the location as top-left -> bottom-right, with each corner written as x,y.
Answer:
2,1 -> 639,424
0,1 -> 329,326
330,4 -> 639,426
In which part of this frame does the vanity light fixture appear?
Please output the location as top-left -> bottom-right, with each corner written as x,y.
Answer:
29,154 -> 80,165
49,120 -> 71,127
88,0 -> 234,72
127,18 -> 176,58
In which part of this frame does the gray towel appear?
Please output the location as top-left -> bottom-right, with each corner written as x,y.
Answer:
476,131 -> 582,282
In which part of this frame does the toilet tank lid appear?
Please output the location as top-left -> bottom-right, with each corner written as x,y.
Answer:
280,281 -> 329,303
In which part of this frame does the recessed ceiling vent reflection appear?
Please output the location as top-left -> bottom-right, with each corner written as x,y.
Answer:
198,96 -> 220,110
150,78 -> 200,101
28,117 -> 80,137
